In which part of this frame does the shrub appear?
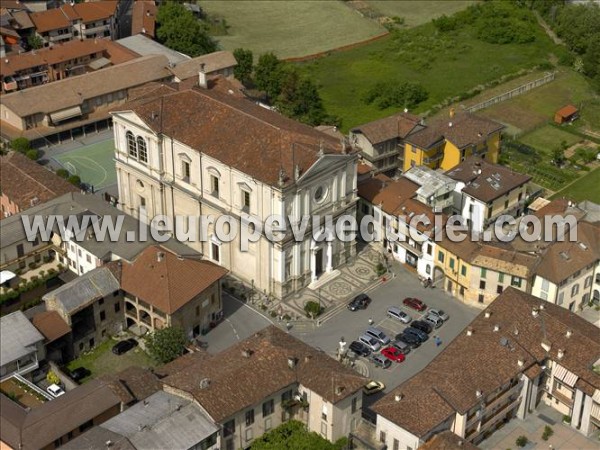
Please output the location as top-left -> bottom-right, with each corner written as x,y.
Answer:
46,370 -> 60,385
269,310 -> 277,318
56,169 -> 69,179
563,415 -> 571,423
376,262 -> 386,276
283,313 -> 291,321
433,14 -> 459,32
304,300 -> 324,318
28,262 -> 37,270
542,425 -> 554,441
363,80 -> 428,110
515,435 -> 528,447
10,137 -> 30,153
47,268 -> 57,276
67,175 -> 81,187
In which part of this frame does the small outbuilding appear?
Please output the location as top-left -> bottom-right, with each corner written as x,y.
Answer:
554,104 -> 579,124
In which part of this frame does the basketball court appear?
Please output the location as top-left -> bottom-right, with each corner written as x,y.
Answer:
52,139 -> 117,191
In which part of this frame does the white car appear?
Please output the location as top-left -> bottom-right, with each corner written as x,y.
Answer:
428,309 -> 449,322
387,306 -> 412,324
46,384 -> 65,398
358,334 -> 382,352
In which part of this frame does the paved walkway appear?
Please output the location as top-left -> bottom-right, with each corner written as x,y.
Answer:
480,404 -> 599,449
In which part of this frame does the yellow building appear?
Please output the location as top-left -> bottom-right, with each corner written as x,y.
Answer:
403,112 -> 503,172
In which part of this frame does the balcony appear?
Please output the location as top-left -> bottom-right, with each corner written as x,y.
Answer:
49,33 -> 72,42
423,152 -> 443,164
82,24 -> 110,35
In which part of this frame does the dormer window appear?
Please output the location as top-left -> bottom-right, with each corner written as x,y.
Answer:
242,189 -> 250,212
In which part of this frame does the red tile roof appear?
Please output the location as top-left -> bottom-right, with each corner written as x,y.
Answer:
131,0 -> 156,37
556,104 -> 578,119
31,310 -> 71,343
120,245 -> 227,315
352,111 -> 421,144
29,1 -> 117,33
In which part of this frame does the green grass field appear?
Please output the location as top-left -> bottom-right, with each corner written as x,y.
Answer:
299,17 -> 560,131
54,139 -> 116,189
200,0 -> 385,58
519,125 -> 582,153
551,168 -> 600,203
480,70 -> 598,134
367,0 -> 478,27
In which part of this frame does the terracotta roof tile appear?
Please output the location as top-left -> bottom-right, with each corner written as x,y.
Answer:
556,104 -> 578,118
29,7 -> 70,33
163,326 -> 367,422
100,366 -> 162,405
31,310 -> 71,343
120,245 -> 227,315
407,113 -> 504,150
445,156 -> 531,203
419,431 -> 479,450
74,1 -> 117,23
169,51 -> 237,80
0,151 -> 79,214
352,111 -> 421,144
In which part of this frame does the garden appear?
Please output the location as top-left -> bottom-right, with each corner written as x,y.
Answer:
0,377 -> 48,409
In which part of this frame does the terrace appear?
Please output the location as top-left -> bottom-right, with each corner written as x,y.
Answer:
0,374 -> 51,409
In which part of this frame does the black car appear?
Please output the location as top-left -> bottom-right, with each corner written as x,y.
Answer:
411,320 -> 433,335
112,338 -> 138,355
349,340 -> 371,357
404,327 -> 429,343
347,293 -> 371,311
69,367 -> 91,382
395,333 -> 421,349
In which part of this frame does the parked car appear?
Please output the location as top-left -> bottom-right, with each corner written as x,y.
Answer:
387,306 -> 411,324
363,380 -> 385,395
395,333 -> 421,349
402,297 -> 427,311
349,340 -> 371,357
47,384 -> 65,398
381,346 -> 406,363
411,320 -> 433,334
69,367 -> 91,383
112,338 -> 138,355
370,353 -> 392,369
348,293 -> 371,311
365,326 -> 391,346
359,334 -> 382,352
424,314 -> 444,329
403,326 -> 429,342
391,339 -> 411,355
428,309 -> 449,322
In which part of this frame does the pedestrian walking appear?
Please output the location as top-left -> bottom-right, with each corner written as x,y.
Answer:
368,317 -> 374,325
435,335 -> 442,347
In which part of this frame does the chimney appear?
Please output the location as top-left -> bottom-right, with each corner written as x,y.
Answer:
466,328 -> 473,336
566,330 -> 572,338
287,357 -> 297,369
484,311 -> 491,319
198,63 -> 207,89
241,349 -> 252,358
394,393 -> 403,402
532,307 -> 539,318
517,358 -> 524,367
493,324 -> 500,332
557,349 -> 565,360
448,122 -> 453,128
106,441 -> 113,449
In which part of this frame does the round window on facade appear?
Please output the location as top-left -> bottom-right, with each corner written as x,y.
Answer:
314,185 -> 328,203
136,180 -> 145,192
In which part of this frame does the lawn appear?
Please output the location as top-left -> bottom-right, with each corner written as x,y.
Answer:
480,69 -> 598,134
299,15 -> 560,131
519,125 -> 582,153
66,338 -> 155,382
367,0 -> 478,27
552,168 -> 600,203
200,0 -> 385,58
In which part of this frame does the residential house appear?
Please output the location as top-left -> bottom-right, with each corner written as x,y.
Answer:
350,111 -> 423,176
0,54 -> 171,146
403,165 -> 456,214
368,288 -> 600,449
159,325 -> 367,449
29,1 -> 118,47
403,112 -> 504,173
131,0 -> 157,38
1,37 -> 138,92
60,390 -> 220,450
0,310 -> 45,381
169,50 -> 237,83
31,309 -> 72,364
0,379 -> 121,450
43,264 -> 123,358
111,84 -> 359,299
446,156 -> 531,233
120,245 -> 228,338
0,151 -> 78,218
116,34 -> 190,67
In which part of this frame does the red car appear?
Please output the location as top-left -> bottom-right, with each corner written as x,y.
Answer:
381,346 -> 406,363
403,297 -> 427,312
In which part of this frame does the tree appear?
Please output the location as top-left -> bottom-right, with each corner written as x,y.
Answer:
27,34 -> 43,50
363,80 -> 428,110
46,370 -> 60,385
145,326 -> 186,364
251,420 -> 347,450
67,175 -> 81,187
56,168 -> 69,179
11,137 -> 30,153
156,2 -> 217,57
274,68 -> 329,126
26,149 -> 39,160
254,52 -> 284,100
552,147 -> 565,167
233,48 -> 253,85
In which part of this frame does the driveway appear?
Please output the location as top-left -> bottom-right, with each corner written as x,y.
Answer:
290,262 -> 480,396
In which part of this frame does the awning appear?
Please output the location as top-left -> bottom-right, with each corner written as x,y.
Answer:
0,270 -> 16,284
87,57 -> 111,71
50,105 -> 82,123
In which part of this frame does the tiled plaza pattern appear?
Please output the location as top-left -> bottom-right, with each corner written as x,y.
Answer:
222,243 -> 390,332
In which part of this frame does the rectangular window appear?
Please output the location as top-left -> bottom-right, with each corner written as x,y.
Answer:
223,419 -> 235,437
449,258 -> 455,270
321,421 -> 327,437
478,294 -> 484,303
584,276 -> 592,288
242,190 -> 251,211
498,272 -> 504,283
262,399 -> 274,417
352,396 -> 358,413
264,417 -> 272,432
379,431 -> 386,443
211,243 -> 220,263
99,298 -> 104,305
571,284 -> 579,297
225,439 -> 234,450
245,409 -> 254,426
438,251 -> 444,263
393,439 -> 400,450
86,254 -> 91,263
511,276 -> 522,288
211,175 -> 219,197
196,305 -> 200,317
182,161 -> 190,182
100,311 -> 106,321
480,280 -> 486,290
497,285 -> 503,294
461,265 -> 467,276
426,244 -> 432,256
558,292 -> 564,305
114,302 -> 120,313
245,428 -> 253,442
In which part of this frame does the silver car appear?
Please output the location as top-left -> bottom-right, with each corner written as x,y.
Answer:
428,309 -> 449,322
365,326 -> 391,346
359,334 -> 382,352
387,306 -> 412,324
424,314 -> 443,329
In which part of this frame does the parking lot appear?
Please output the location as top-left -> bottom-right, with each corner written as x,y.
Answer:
290,263 -> 480,395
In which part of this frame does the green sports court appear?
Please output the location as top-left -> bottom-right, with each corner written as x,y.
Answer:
53,139 -> 117,190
